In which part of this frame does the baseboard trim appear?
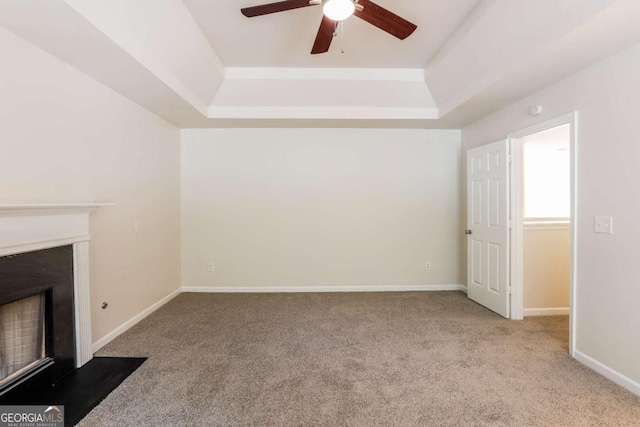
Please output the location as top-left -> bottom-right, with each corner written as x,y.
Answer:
574,349 -> 640,396
524,307 -> 570,316
181,284 -> 465,293
91,288 -> 181,353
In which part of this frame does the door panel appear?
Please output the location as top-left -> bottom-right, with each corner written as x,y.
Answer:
471,239 -> 482,287
471,180 -> 483,225
488,242 -> 501,293
467,140 -> 510,318
488,178 -> 500,227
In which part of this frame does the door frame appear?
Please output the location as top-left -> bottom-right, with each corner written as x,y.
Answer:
507,112 -> 578,356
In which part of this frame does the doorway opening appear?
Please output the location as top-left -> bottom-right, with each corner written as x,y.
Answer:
509,113 -> 577,356
521,124 -> 571,316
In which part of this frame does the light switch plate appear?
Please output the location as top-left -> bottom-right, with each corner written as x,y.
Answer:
594,216 -> 613,234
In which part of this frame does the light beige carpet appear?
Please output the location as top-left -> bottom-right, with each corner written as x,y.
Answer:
80,292 -> 640,426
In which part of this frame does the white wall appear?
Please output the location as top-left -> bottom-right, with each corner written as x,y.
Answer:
524,227 -> 570,311
462,41 -> 640,389
181,128 -> 461,289
0,27 -> 181,345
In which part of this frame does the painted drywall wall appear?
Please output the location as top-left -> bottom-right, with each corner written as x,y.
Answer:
524,227 -> 570,310
181,128 -> 462,289
462,41 -> 640,387
0,27 -> 181,345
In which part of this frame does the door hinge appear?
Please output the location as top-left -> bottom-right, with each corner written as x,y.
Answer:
508,154 -> 513,164
507,220 -> 512,229
508,286 -> 512,296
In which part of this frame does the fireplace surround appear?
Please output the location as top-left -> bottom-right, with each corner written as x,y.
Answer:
0,246 -> 74,391
0,204 -> 109,392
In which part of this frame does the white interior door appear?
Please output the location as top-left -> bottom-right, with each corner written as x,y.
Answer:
466,140 -> 510,318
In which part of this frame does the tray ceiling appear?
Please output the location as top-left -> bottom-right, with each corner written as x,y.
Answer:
1,0 -> 639,127
182,0 -> 480,68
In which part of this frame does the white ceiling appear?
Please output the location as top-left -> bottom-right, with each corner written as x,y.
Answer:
182,0 -> 480,68
1,0 -> 640,127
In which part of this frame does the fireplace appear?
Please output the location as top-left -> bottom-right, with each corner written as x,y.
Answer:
0,204 -> 108,395
0,246 -> 75,393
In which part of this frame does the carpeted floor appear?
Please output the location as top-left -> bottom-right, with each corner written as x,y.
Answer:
79,292 -> 640,426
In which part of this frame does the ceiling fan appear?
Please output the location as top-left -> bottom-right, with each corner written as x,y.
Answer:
241,0 -> 417,54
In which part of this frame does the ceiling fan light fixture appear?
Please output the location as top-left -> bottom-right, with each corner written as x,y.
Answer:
323,0 -> 355,22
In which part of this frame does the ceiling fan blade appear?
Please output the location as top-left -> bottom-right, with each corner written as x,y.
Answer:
241,0 -> 315,17
353,0 -> 417,40
311,15 -> 336,54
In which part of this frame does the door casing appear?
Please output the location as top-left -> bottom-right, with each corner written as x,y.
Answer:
507,112 -> 578,356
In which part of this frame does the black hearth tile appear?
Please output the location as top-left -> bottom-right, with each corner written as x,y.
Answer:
0,357 -> 146,426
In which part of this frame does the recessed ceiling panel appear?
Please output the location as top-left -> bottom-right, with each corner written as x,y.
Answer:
183,0 -> 480,68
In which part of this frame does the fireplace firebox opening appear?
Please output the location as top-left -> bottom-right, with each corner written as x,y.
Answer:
0,292 -> 54,392
0,246 -> 76,395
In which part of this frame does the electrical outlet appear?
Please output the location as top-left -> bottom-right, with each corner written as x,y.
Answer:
207,262 -> 215,272
425,261 -> 432,271
134,220 -> 141,233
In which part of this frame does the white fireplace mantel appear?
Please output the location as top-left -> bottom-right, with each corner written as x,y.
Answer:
0,203 -> 112,216
0,203 -> 113,368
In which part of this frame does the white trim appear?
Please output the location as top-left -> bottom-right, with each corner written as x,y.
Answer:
0,203 -> 114,216
524,307 -> 570,316
508,112 -> 577,357
524,217 -> 570,223
91,288 -> 181,353
508,113 -> 577,139
182,284 -> 465,293
0,235 -> 91,257
509,137 -> 522,320
574,350 -> 640,396
523,221 -> 570,231
0,205 -> 108,368
570,113 -> 579,358
73,241 -> 92,367
223,67 -> 425,82
207,106 -> 439,120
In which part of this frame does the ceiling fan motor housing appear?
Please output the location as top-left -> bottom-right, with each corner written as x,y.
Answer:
241,0 -> 416,54
322,0 -> 356,22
